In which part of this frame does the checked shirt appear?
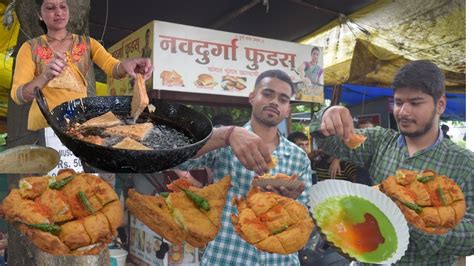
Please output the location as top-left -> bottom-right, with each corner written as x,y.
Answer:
310,108 -> 474,265
179,122 -> 313,265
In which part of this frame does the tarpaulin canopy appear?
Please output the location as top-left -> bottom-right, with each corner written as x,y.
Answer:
324,84 -> 466,121
300,0 -> 465,92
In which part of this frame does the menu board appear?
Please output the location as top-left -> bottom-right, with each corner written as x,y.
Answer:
107,20 -> 324,103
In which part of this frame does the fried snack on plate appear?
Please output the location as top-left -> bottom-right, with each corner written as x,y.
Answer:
380,169 -> 466,234
344,133 -> 367,149
1,172 -> 123,255
126,176 -> 231,247
231,187 -> 314,254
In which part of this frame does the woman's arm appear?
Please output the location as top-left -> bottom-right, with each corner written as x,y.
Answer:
11,42 -> 65,104
90,38 -> 153,80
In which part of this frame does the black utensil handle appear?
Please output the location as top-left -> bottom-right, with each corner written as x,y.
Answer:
34,88 -> 54,125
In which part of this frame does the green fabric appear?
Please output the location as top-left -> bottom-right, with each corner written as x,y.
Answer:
0,133 -> 6,145
310,107 -> 474,266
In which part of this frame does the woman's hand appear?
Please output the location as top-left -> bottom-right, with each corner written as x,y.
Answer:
43,54 -> 66,81
120,58 -> 153,80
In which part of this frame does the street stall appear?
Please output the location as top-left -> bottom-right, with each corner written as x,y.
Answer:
105,20 -> 325,265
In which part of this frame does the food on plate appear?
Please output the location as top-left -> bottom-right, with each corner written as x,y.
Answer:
79,111 -> 122,129
231,187 -> 314,254
1,170 -> 123,255
160,70 -> 184,87
344,133 -> 367,149
104,122 -> 154,142
194,74 -> 217,88
131,73 -> 149,122
380,169 -> 466,234
314,195 -> 397,263
126,176 -> 231,247
112,137 -> 152,150
221,75 -> 247,91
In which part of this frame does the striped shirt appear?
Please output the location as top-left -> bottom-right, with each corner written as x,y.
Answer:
178,122 -> 312,265
310,108 -> 474,265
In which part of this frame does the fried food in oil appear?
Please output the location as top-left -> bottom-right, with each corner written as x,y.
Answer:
231,187 -> 314,254
104,122 -> 153,142
126,176 -> 231,247
381,169 -> 466,234
80,111 -> 122,128
112,137 -> 152,150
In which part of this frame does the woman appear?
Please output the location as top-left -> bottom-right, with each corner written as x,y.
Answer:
10,0 -> 153,142
298,46 -> 323,87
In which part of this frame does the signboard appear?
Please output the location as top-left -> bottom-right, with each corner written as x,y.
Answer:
108,21 -> 324,103
44,127 -> 83,175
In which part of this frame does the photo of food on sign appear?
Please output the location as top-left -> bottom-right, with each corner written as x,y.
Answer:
160,70 -> 184,87
194,74 -> 218,89
221,75 -> 247,91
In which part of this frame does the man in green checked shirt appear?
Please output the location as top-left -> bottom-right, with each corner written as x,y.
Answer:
309,60 -> 473,265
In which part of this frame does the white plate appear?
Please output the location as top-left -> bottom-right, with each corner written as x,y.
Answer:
308,180 -> 409,265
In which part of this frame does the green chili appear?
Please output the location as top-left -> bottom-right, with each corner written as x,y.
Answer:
174,184 -> 210,211
159,192 -> 169,198
27,223 -> 61,235
78,191 -> 95,214
437,187 -> 447,206
49,175 -> 75,190
272,225 -> 288,235
402,201 -> 422,214
416,174 -> 435,184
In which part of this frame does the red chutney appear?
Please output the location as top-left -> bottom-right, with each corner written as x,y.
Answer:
345,213 -> 385,253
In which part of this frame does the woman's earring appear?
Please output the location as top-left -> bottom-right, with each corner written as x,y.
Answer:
39,17 -> 43,21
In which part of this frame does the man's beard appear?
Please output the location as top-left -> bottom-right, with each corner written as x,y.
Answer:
398,111 -> 436,138
253,111 -> 282,127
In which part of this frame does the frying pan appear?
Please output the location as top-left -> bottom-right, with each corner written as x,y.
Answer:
35,89 -> 212,173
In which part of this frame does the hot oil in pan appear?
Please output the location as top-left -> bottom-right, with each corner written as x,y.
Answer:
143,124 -> 194,149
133,115 -> 196,150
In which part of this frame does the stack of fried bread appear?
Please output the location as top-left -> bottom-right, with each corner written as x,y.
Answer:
380,169 -> 466,234
1,170 -> 122,255
231,187 -> 314,254
126,176 -> 231,247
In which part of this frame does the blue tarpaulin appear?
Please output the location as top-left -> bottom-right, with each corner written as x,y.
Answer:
324,84 -> 466,121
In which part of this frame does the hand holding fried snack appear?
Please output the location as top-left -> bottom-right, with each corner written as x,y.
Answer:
344,133 -> 367,149
380,169 -> 466,234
